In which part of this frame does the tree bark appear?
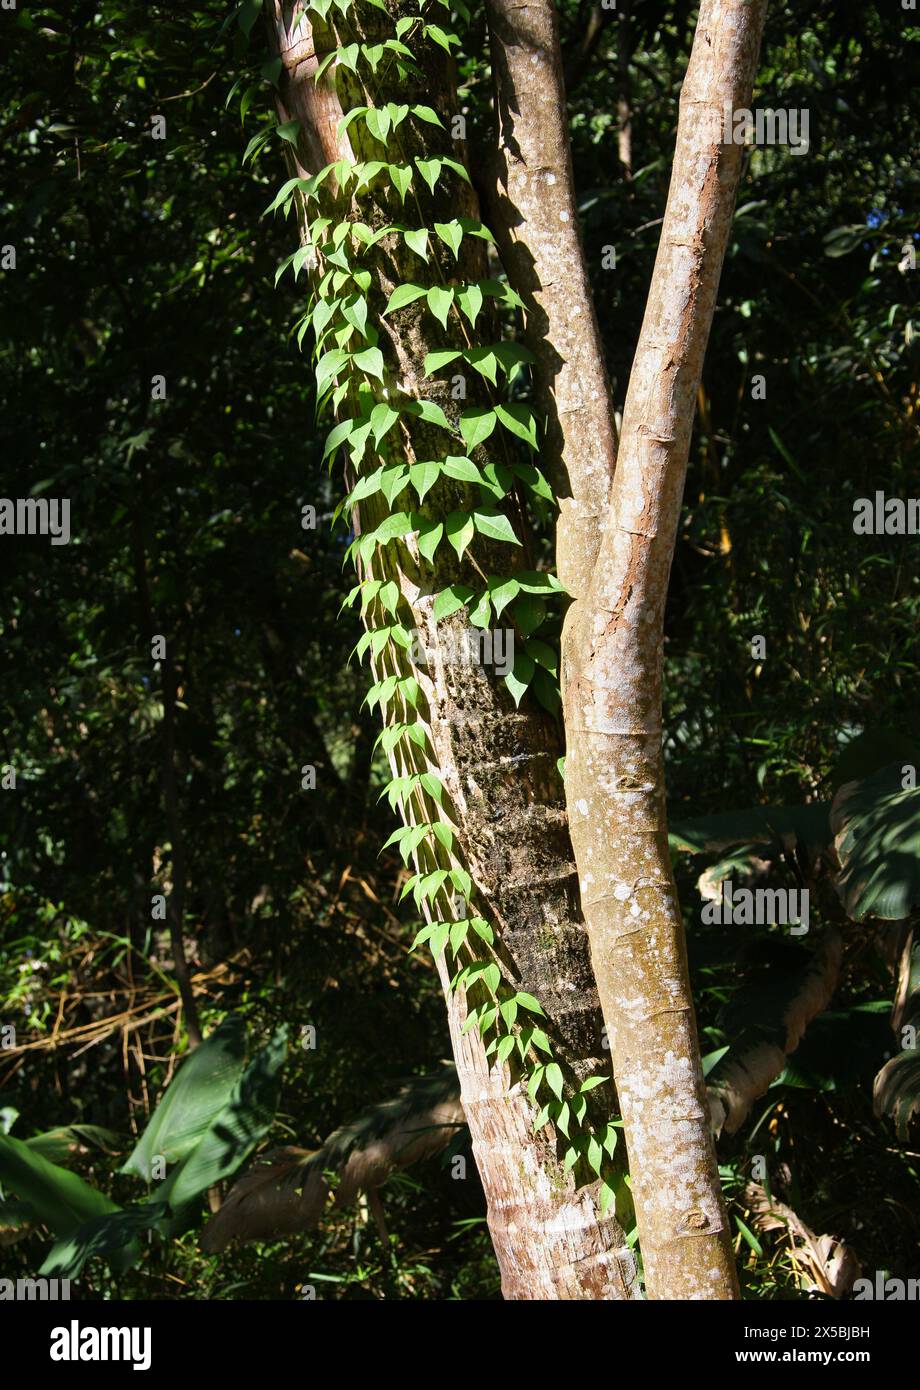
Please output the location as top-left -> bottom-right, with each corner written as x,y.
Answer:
261,0 -> 637,1300
561,0 -> 768,1298
484,0 -> 616,605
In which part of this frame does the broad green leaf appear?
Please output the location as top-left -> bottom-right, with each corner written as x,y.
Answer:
156,1028 -> 288,1211
0,1132 -> 119,1237
40,1203 -> 167,1281
514,594 -> 546,638
122,1017 -> 247,1178
405,399 -> 453,432
832,763 -> 920,920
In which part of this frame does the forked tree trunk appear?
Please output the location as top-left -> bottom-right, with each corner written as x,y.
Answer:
261,0 -> 637,1300
561,0 -> 768,1298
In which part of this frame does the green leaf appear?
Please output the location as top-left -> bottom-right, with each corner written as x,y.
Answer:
443,455 -> 482,485
409,459 -> 442,502
487,576 -> 520,617
456,283 -> 484,327
449,866 -> 472,898
464,347 -> 499,384
735,1215 -> 764,1256
514,594 -> 547,639
505,651 -> 536,707
434,220 -> 464,259
40,1202 -> 168,1281
426,285 -> 454,329
473,509 -> 520,546
415,158 -> 442,193
0,1132 -> 120,1237
433,584 -> 474,621
411,104 -> 443,127
545,1062 -> 564,1100
340,295 -> 369,338
514,992 -> 544,1016
275,119 -> 302,148
389,164 -> 414,201
323,418 -> 354,460
122,1017 -> 247,1179
238,0 -> 262,35
424,349 -> 462,376
370,402 -> 400,444
446,510 -> 475,560
365,106 -> 392,144
352,346 -> 385,382
832,763 -> 920,920
459,408 -> 496,451
156,1028 -> 288,1211
385,283 -> 427,315
468,591 -> 492,628
442,156 -> 471,185
417,520 -> 444,564
495,402 -> 539,450
24,1125 -> 122,1164
403,227 -> 430,261
405,399 -> 453,432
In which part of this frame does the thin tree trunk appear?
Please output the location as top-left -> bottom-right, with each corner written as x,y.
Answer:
617,1 -> 633,180
261,0 -> 637,1300
561,0 -> 768,1298
130,514 -> 202,1048
484,0 -> 616,605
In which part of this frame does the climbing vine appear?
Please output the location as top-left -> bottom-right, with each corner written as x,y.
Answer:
234,0 -> 624,1219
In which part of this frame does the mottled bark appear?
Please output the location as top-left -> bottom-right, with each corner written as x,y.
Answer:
561,0 -> 768,1298
262,0 -> 637,1299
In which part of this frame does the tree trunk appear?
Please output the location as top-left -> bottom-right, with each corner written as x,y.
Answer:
560,0 -> 768,1298
261,0 -> 637,1300
484,0 -> 616,605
